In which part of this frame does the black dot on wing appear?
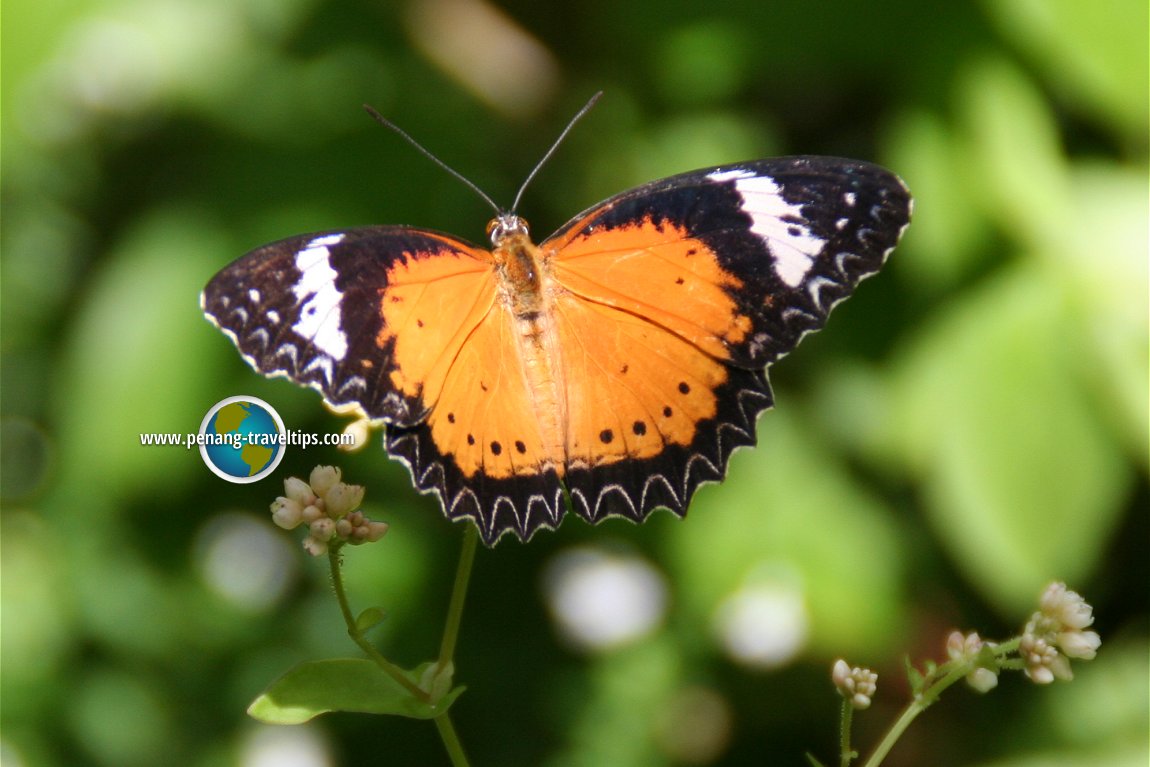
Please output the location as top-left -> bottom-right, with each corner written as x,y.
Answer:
620,363 -> 629,374
663,406 -> 673,418
599,429 -> 613,444
467,434 -> 475,445
490,441 -> 502,456
675,277 -> 685,285
632,421 -> 646,436
416,318 -> 424,328
447,412 -> 456,423
515,440 -> 526,454
678,381 -> 691,394
787,225 -> 802,236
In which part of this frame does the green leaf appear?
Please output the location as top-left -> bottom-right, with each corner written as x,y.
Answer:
355,607 -> 386,633
247,659 -> 464,723
984,0 -> 1148,141
890,264 -> 1131,612
905,656 -> 925,697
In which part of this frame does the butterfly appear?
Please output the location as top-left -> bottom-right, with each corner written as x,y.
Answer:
202,107 -> 911,546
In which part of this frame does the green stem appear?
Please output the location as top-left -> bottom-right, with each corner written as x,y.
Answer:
839,699 -> 855,767
438,523 -> 479,669
328,545 -> 428,702
430,524 -> 479,767
859,663 -> 971,767
860,700 -> 922,767
435,713 -> 469,767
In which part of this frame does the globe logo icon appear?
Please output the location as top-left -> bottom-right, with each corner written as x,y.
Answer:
199,396 -> 286,483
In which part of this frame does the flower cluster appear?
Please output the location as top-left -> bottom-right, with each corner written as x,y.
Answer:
832,659 -> 878,710
270,466 -> 388,556
946,630 -> 999,693
1019,582 -> 1101,684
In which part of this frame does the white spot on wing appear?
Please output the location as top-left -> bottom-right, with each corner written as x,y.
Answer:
707,168 -> 755,183
248,288 -> 260,303
711,171 -> 826,288
292,233 -> 348,361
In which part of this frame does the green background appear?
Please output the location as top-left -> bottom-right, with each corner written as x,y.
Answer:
2,0 -> 1147,765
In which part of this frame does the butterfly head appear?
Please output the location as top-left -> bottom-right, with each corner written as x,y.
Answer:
486,213 -> 530,247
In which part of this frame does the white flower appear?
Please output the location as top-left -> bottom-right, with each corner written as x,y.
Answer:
308,465 -> 341,497
832,659 -> 877,710
323,482 -> 365,518
967,667 -> 999,693
1020,633 -> 1073,684
1021,582 -> 1100,684
270,467 -> 389,554
946,630 -> 999,693
1057,629 -> 1101,660
309,517 -> 336,542
302,535 -> 328,557
270,497 -> 304,529
364,520 -> 389,542
284,476 -> 314,505
1039,582 -> 1095,631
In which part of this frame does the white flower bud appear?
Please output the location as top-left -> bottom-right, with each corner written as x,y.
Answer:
832,659 -> 851,687
324,482 -> 365,518
310,517 -> 336,542
966,667 -> 999,693
1025,664 -> 1054,684
1050,654 -> 1074,681
302,504 -> 323,523
947,630 -> 983,661
270,497 -> 304,529
365,521 -> 389,542
309,465 -> 341,496
302,535 -> 328,557
284,476 -> 314,505
1057,630 -> 1100,660
831,659 -> 876,709
1053,630 -> 1099,662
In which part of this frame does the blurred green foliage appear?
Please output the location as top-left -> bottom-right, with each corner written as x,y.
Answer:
2,0 -> 1147,766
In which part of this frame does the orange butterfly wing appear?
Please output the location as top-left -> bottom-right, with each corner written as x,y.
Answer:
203,227 -> 570,540
204,158 -> 911,545
538,157 -> 911,530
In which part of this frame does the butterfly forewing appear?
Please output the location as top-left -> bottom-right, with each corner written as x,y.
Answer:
201,227 -> 496,425
546,157 -> 911,367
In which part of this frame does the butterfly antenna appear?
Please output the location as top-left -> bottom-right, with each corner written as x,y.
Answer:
510,91 -> 603,213
363,104 -> 502,216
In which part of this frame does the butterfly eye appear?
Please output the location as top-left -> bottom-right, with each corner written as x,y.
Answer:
486,215 -> 529,245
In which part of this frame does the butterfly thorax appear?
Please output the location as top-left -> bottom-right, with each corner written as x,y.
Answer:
491,224 -> 545,320
489,223 -> 568,468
